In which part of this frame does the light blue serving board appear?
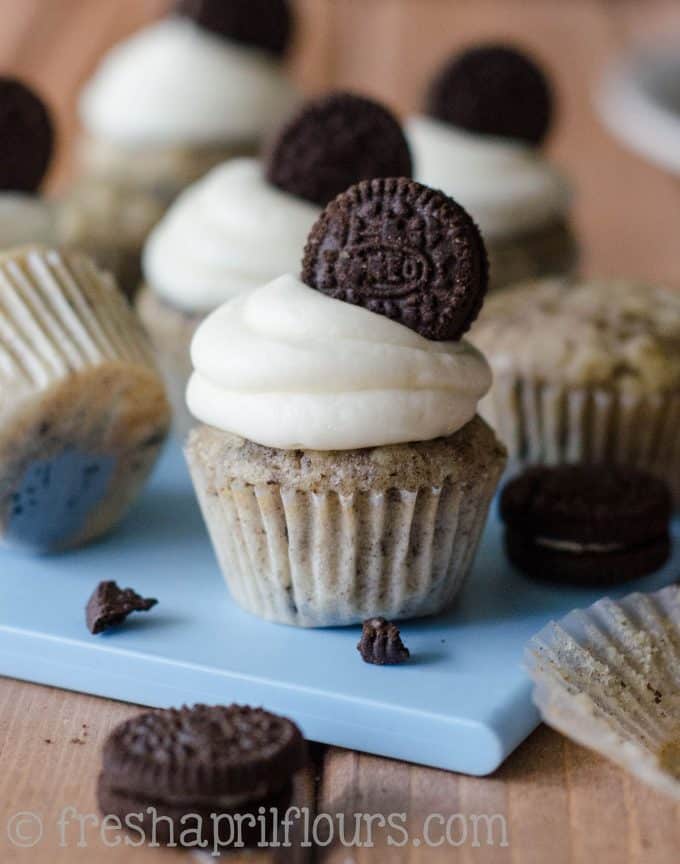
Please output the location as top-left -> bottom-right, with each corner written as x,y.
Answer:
1,442 -> 678,776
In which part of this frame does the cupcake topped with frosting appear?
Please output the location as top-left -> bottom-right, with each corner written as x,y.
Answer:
407,44 -> 568,238
0,77 -> 56,248
80,0 -> 298,152
187,177 -> 492,450
143,91 -> 414,315
184,176 -> 505,627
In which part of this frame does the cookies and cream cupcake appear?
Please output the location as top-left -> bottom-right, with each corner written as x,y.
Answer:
139,91 -> 413,437
0,246 -> 170,554
62,0 -> 298,298
407,44 -> 577,290
185,178 -> 506,627
0,78 -> 57,249
470,278 -> 680,502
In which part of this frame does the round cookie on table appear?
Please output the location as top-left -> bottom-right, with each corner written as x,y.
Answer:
185,176 -> 506,627
138,90 -> 413,439
407,43 -> 577,290
60,0 -> 298,299
469,277 -> 680,503
0,77 -> 57,249
500,464 -> 672,583
0,246 -> 169,554
98,704 -> 307,850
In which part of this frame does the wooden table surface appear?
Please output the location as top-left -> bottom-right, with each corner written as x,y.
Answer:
1,1 -> 680,861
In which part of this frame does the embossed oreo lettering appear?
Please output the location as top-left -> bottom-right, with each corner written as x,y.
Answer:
302,177 -> 488,341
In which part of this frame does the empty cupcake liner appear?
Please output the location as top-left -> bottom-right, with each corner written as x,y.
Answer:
526,584 -> 680,799
79,134 -> 258,203
480,378 -> 680,502
186,431 -> 505,627
0,246 -> 169,552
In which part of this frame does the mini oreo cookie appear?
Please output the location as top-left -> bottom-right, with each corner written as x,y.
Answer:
98,704 -> 306,849
86,581 -> 157,634
266,92 -> 413,207
0,77 -> 53,192
426,44 -> 553,146
500,464 -> 672,584
301,177 -> 488,340
174,0 -> 292,57
358,617 -> 410,665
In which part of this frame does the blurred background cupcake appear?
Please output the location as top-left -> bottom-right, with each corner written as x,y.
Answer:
138,90 -> 413,438
0,77 -> 57,249
0,245 -> 169,554
407,43 -> 577,291
470,278 -> 680,501
60,0 -> 298,298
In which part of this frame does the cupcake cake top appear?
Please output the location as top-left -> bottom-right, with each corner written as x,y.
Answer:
471,278 -> 680,391
79,5 -> 297,148
407,43 -> 568,237
0,78 -> 56,248
186,178 -> 492,450
144,92 -> 413,313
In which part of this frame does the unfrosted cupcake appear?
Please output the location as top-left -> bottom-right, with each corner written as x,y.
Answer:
407,44 -> 576,290
0,246 -> 170,554
185,178 -> 506,627
63,0 -> 298,298
470,278 -> 680,501
0,78 -> 57,249
139,91 -> 413,437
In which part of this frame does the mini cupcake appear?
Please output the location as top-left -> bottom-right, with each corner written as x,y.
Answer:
407,44 -> 577,290
62,0 -> 298,298
0,78 -> 57,249
0,246 -> 170,554
470,278 -> 680,501
139,91 -> 413,437
185,178 -> 506,627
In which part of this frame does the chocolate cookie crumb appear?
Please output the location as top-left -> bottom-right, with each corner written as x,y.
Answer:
358,617 -> 410,665
86,581 -> 157,634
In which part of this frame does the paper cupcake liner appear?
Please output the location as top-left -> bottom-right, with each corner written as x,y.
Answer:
0,247 -> 169,552
526,584 -> 680,799
480,377 -> 680,502
486,217 -> 578,292
186,426 -> 505,627
137,285 -> 200,441
79,134 -> 258,203
59,178 -> 167,301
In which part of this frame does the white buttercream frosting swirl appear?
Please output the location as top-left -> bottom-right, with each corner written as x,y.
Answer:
143,158 -> 320,312
407,115 -> 569,236
80,18 -> 298,147
187,274 -> 492,450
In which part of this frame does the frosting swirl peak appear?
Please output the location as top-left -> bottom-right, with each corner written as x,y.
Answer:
143,158 -> 320,313
187,275 -> 492,450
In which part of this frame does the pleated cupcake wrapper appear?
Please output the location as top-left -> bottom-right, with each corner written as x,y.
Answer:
481,375 -> 680,502
187,454 -> 501,627
526,585 -> 680,799
0,247 -> 156,409
0,247 -> 168,550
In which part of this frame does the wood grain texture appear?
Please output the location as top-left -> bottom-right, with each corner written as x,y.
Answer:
1,1 -> 680,862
